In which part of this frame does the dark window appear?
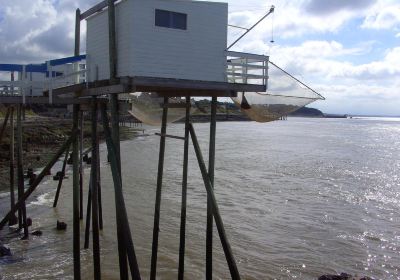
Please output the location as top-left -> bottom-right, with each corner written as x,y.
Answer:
155,9 -> 187,30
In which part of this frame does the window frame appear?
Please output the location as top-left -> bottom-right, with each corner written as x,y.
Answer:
155,9 -> 187,30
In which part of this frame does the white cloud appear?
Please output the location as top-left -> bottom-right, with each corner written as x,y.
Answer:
362,2 -> 400,29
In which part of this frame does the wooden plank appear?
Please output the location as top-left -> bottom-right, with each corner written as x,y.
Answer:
155,133 -> 185,141
80,0 -> 118,20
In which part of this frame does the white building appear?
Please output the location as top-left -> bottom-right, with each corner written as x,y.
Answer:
86,0 -> 228,83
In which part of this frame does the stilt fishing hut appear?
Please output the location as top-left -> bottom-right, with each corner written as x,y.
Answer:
0,0 -> 323,279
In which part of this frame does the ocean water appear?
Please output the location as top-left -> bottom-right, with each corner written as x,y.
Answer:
0,117 -> 399,279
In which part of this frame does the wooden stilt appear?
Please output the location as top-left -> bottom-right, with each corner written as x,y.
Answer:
100,104 -> 141,280
150,96 -> 169,280
84,176 -> 92,249
9,107 -> 17,226
16,105 -> 28,239
0,131 -> 78,229
91,97 -> 101,279
0,107 -> 10,145
189,124 -> 241,280
72,104 -> 81,280
178,96 -> 190,280
72,8 -> 81,279
79,110 -> 84,220
206,96 -> 217,279
97,137 -> 103,230
53,144 -> 71,208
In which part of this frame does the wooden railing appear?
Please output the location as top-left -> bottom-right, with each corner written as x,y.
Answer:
226,51 -> 269,87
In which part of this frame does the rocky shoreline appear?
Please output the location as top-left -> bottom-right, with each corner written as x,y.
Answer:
0,115 -> 140,193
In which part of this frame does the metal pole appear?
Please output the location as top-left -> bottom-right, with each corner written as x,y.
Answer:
8,107 -> 17,226
178,96 -> 190,280
100,104 -> 141,280
53,144 -> 71,208
226,6 -> 274,50
0,132 -> 77,229
91,97 -> 101,279
17,105 -> 28,239
79,110 -> 84,220
206,96 -> 217,279
150,96 -> 169,280
189,124 -> 241,280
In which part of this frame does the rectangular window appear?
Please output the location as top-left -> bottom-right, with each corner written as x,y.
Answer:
155,9 -> 187,30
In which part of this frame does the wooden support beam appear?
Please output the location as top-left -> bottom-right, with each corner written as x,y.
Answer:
8,107 -> 17,226
53,144 -> 71,208
206,96 -> 217,279
16,105 -> 28,239
80,0 -> 117,20
72,7 -> 82,279
72,104 -> 81,280
79,111 -> 84,220
0,131 -> 78,230
150,97 -> 168,280
97,139 -> 103,230
100,104 -> 141,280
155,133 -> 185,141
178,96 -> 191,280
189,123 -> 241,280
91,97 -> 101,279
0,107 -> 11,145
84,175 -> 92,250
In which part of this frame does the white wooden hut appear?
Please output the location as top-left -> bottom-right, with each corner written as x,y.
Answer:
86,0 -> 229,83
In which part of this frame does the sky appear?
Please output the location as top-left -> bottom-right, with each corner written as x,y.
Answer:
0,0 -> 399,115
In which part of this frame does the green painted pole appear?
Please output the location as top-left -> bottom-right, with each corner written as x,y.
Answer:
206,96 -> 217,279
150,96 -> 169,280
189,124 -> 241,280
91,97 -> 101,279
178,96 -> 190,280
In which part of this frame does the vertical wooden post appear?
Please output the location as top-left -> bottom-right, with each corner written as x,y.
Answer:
0,133 -> 77,229
189,124 -> 241,280
16,105 -> 28,239
206,96 -> 217,279
97,136 -> 103,230
8,107 -> 17,226
53,144 -> 71,207
178,96 -> 190,280
100,104 -> 141,280
0,107 -> 10,145
91,97 -> 101,279
79,110 -> 84,220
107,0 -> 129,277
73,8 -> 81,280
72,104 -> 81,279
150,96 -> 169,280
84,176 -> 92,249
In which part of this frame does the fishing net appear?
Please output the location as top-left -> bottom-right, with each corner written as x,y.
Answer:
128,92 -> 194,126
231,61 -> 324,122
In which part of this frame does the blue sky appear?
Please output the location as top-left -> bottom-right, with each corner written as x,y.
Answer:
0,0 -> 399,115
